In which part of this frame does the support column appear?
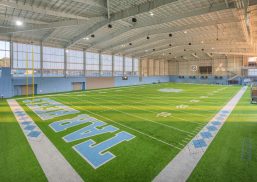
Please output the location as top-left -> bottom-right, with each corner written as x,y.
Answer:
83,49 -> 86,77
139,59 -> 142,77
176,61 -> 179,75
147,59 -> 150,76
153,59 -> 156,76
112,54 -> 114,77
40,41 -> 43,77
99,52 -> 102,77
9,39 -> 13,69
64,48 -> 67,77
159,60 -> 161,76
132,57 -> 135,76
123,55 -> 125,76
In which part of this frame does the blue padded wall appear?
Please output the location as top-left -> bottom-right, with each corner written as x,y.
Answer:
12,77 -> 86,96
169,75 -> 229,85
0,68 -> 12,98
114,76 -> 169,87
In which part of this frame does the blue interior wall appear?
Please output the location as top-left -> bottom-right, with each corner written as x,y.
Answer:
2,72 -> 240,98
12,77 -> 86,96
10,76 -> 169,97
169,75 -> 229,85
0,68 -> 12,98
114,76 -> 169,87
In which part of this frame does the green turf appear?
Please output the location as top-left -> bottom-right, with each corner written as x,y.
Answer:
188,88 -> 257,182
0,100 -> 47,182
14,82 -> 241,182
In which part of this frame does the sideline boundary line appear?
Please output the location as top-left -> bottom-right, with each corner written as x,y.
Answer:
7,99 -> 84,182
153,86 -> 247,182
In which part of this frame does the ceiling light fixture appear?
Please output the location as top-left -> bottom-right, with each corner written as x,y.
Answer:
132,17 -> 137,22
149,12 -> 154,16
16,20 -> 23,26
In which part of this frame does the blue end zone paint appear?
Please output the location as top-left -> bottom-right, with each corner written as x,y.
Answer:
212,121 -> 221,125
221,110 -> 229,114
192,139 -> 207,148
21,121 -> 32,125
27,131 -> 41,138
207,126 -> 217,131
200,132 -> 212,139
49,114 -> 96,132
73,131 -> 135,169
217,116 -> 224,120
63,121 -> 119,143
24,125 -> 36,131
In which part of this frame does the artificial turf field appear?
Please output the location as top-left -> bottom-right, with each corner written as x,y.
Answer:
1,82 -> 257,182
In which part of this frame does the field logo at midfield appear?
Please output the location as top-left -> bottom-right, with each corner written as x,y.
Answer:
23,98 -> 79,120
49,114 -> 135,169
156,112 -> 171,117
159,88 -> 183,93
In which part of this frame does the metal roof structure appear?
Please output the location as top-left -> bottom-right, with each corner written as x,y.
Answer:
0,0 -> 256,60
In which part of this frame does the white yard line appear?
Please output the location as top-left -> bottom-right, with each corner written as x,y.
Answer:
65,95 -> 194,136
84,93 -> 206,125
153,86 -> 247,182
7,99 -> 84,182
54,97 -> 183,150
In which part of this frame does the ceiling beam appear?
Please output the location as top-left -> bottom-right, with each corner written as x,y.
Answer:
71,0 -> 107,9
0,19 -> 97,34
0,14 -> 48,25
135,42 -> 251,57
110,0 -> 179,21
91,2 -> 237,50
116,31 -> 244,56
0,0 -> 91,20
106,17 -> 239,52
65,0 -> 183,48
41,29 -> 57,41
65,19 -> 109,48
